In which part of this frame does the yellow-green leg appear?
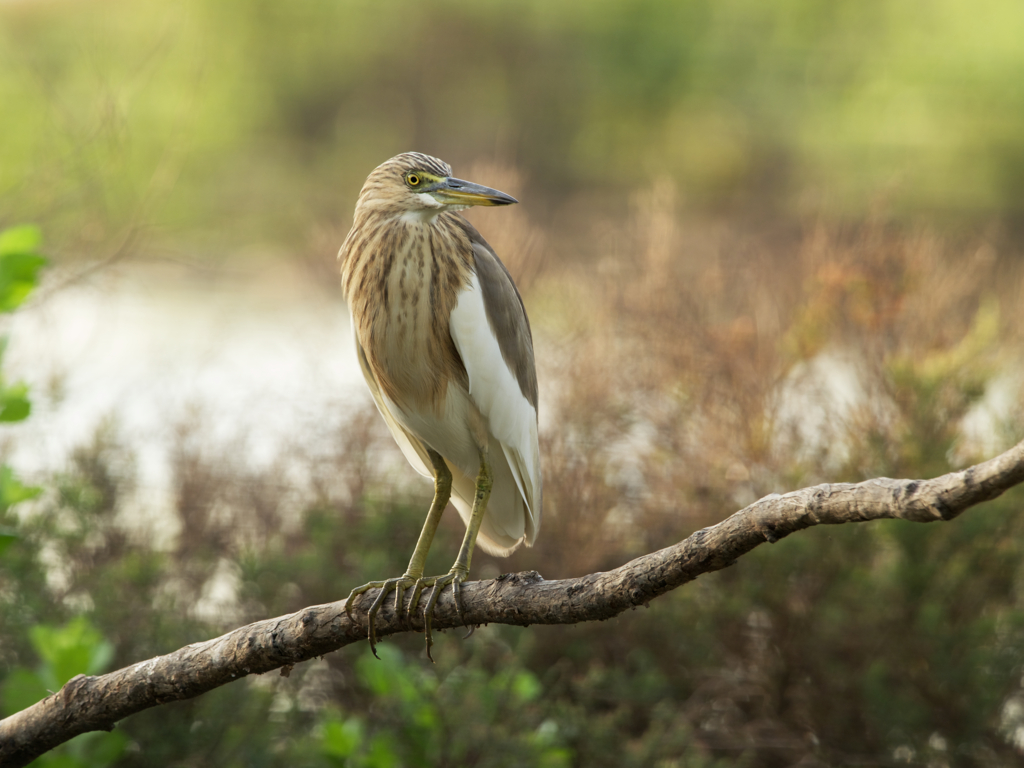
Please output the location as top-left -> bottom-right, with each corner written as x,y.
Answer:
344,449 -> 452,658
422,450 -> 492,659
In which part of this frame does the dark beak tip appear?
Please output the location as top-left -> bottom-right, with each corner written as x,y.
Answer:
445,177 -> 518,206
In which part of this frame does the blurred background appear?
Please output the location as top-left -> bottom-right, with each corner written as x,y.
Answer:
3,0 -> 1024,766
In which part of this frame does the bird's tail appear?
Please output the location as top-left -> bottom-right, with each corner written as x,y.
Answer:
446,435 -> 540,557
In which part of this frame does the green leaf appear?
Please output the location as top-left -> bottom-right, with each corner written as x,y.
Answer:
356,643 -> 406,696
89,639 -> 115,677
0,466 -> 41,513
0,252 -> 47,312
512,670 -> 542,703
30,617 -> 114,689
321,716 -> 364,758
0,527 -> 16,556
89,730 -> 129,765
0,384 -> 31,422
0,225 -> 47,313
30,753 -> 79,768
1,667 -> 49,716
65,730 -> 129,766
364,734 -> 401,768
0,225 -> 42,256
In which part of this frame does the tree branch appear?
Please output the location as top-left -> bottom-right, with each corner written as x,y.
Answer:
3,439 -> 1024,766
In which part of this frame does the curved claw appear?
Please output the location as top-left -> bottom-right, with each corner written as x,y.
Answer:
344,575 -> 420,658
423,569 -> 468,662
345,569 -> 471,662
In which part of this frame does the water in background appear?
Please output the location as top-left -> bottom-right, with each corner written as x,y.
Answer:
2,260 -> 368,536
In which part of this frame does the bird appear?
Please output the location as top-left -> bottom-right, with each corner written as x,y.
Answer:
337,152 -> 541,657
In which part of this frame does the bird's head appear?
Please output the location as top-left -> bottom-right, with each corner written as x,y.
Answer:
356,152 -> 518,222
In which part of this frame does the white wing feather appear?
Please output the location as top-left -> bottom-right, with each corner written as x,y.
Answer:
449,272 -> 541,540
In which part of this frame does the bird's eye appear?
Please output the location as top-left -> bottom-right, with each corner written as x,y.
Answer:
407,174 -> 421,187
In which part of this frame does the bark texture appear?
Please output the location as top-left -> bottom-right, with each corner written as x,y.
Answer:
2,439 -> 1024,767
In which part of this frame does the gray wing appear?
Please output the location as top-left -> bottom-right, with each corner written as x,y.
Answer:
449,216 -> 542,548
458,218 -> 539,410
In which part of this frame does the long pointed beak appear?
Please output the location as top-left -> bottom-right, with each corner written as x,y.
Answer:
431,177 -> 518,207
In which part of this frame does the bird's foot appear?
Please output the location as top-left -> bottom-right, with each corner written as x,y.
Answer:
344,569 -> 469,660
421,567 -> 469,662
344,574 -> 422,659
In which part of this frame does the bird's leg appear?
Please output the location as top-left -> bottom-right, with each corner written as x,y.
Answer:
422,449 -> 492,659
344,449 -> 452,658
399,450 -> 452,609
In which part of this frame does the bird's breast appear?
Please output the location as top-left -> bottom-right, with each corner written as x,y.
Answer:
345,216 -> 473,413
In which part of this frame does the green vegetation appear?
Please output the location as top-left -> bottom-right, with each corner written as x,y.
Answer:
3,1 -> 1024,764
2,618 -> 127,768
0,224 -> 45,559
2,0 -> 1024,256
2,212 -> 1024,763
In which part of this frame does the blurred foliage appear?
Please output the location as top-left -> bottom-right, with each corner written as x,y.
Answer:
0,467 -> 39,559
0,224 -> 110,768
0,225 -> 46,423
0,223 -> 44,565
2,214 -> 1024,765
0,226 -> 48,314
2,617 -> 127,768
3,3 -> 1024,765
2,0 -> 1024,258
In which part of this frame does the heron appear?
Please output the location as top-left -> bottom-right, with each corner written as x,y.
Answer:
338,152 -> 541,657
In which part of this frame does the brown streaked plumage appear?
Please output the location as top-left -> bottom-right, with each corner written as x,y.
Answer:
338,152 -> 541,657
341,203 -> 471,411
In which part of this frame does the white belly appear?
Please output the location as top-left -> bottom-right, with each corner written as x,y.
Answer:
383,381 -> 533,556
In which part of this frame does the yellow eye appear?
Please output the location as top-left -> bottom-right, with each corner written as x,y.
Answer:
407,173 -> 421,187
